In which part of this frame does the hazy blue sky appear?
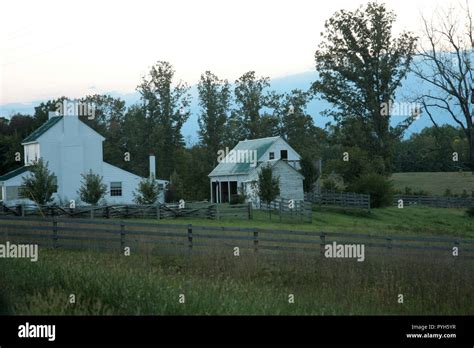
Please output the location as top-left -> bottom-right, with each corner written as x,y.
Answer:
1,0 -> 453,105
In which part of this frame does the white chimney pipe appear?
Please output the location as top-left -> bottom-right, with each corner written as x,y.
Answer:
149,155 -> 156,179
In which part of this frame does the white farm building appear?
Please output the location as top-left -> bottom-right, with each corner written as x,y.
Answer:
208,136 -> 305,206
0,113 -> 167,205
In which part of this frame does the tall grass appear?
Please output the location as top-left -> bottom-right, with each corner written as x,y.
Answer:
0,248 -> 472,315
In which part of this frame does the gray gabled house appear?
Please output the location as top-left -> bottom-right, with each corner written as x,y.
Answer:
208,136 -> 304,206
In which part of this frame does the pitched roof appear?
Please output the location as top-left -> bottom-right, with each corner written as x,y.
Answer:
0,166 -> 29,181
22,116 -> 63,143
209,136 -> 280,177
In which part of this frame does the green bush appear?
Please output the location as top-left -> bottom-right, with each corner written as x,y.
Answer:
349,173 -> 394,208
230,194 -> 245,205
466,207 -> 474,218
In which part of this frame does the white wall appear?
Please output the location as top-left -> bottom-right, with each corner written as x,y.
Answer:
260,137 -> 301,170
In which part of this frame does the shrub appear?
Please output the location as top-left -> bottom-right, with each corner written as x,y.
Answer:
349,173 -> 394,208
77,170 -> 107,205
134,177 -> 160,205
466,207 -> 474,218
230,194 -> 245,205
21,159 -> 57,205
443,189 -> 452,197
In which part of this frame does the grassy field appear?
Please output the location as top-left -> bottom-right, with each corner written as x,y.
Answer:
0,248 -> 472,315
391,171 -> 474,196
144,206 -> 474,239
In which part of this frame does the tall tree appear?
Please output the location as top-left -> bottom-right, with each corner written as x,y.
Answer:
136,61 -> 191,179
412,2 -> 474,171
197,71 -> 231,167
80,94 -> 127,168
278,89 -> 324,158
312,2 -> 417,174
229,71 -> 280,143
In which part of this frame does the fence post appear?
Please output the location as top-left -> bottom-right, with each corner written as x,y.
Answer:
386,237 -> 392,250
279,198 -> 283,223
187,224 -> 193,252
247,202 -> 252,220
320,232 -> 326,256
156,205 -> 161,220
52,218 -> 58,249
253,229 -> 259,253
120,222 -> 125,251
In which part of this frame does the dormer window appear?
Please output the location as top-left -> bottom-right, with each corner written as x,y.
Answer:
24,143 -> 40,166
269,152 -> 275,160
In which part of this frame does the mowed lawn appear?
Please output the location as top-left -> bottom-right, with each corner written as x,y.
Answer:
391,171 -> 474,196
146,206 -> 474,239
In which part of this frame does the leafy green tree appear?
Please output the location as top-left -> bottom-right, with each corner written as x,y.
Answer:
300,156 -> 319,193
197,71 -> 231,167
312,2 -> 417,174
136,61 -> 191,179
134,177 -> 161,205
166,170 -> 186,203
348,172 -> 394,208
80,95 -> 127,168
21,159 -> 56,205
278,89 -> 325,159
258,164 -> 280,207
78,170 -> 107,205
229,71 -> 280,143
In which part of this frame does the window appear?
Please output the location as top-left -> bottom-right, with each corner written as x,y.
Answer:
24,144 -> 40,165
269,152 -> 275,160
110,182 -> 122,196
280,150 -> 288,160
5,186 -> 27,200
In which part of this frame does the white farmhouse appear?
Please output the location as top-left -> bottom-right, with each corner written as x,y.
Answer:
208,136 -> 304,206
0,113 -> 167,205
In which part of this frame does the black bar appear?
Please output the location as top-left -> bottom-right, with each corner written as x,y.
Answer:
0,316 -> 472,345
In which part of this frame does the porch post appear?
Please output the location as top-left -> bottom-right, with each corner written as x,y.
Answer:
210,179 -> 213,203
219,181 -> 223,204
227,181 -> 231,203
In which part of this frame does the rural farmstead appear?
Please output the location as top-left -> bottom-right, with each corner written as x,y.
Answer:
0,113 -> 168,205
208,136 -> 305,206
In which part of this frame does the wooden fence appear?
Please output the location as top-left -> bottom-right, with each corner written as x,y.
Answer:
393,195 -> 474,208
258,199 -> 312,223
1,216 -> 472,259
0,202 -> 251,220
306,190 -> 371,211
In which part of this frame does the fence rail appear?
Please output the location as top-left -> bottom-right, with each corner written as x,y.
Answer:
306,190 -> 371,211
394,195 -> 474,208
0,202 -> 251,220
258,198 -> 312,223
0,216 -> 472,259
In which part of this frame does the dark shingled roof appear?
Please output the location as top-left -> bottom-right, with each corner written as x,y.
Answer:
22,116 -> 63,143
0,166 -> 29,181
